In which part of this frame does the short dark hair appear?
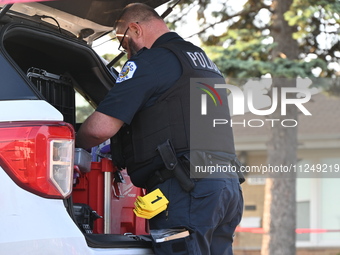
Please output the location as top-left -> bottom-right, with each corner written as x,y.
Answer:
114,3 -> 162,30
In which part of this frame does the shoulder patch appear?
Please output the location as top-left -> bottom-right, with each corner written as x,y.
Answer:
116,61 -> 137,83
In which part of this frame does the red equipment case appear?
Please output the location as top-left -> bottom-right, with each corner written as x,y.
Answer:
72,158 -> 148,235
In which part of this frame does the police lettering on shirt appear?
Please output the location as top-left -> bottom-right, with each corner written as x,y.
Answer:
184,51 -> 222,76
116,61 -> 137,83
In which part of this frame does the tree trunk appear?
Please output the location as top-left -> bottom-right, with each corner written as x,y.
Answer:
261,0 -> 299,254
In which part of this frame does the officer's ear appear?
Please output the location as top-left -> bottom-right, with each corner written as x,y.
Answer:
129,22 -> 142,38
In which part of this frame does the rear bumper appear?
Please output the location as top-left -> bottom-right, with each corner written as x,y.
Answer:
0,167 -> 90,255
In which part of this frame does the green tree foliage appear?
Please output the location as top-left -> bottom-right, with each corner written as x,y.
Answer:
168,0 -> 339,81
76,104 -> 95,123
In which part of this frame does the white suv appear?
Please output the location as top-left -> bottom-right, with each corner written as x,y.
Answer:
0,1 -> 169,254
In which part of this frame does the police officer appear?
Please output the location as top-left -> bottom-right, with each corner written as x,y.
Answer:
76,3 -> 243,255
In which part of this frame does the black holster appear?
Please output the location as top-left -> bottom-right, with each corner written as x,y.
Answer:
231,157 -> 245,184
157,139 -> 195,192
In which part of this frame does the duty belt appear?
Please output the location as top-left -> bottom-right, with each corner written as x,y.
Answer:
146,168 -> 175,191
146,140 -> 245,190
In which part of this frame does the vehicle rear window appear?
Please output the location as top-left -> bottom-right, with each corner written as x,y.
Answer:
0,54 -> 38,100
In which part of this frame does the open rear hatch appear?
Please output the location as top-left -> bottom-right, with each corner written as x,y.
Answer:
0,0 -> 172,250
1,0 -> 170,42
0,20 -> 151,250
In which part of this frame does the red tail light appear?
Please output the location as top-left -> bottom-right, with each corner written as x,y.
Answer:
0,121 -> 75,199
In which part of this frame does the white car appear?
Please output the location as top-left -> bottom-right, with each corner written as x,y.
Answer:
0,1 -> 170,254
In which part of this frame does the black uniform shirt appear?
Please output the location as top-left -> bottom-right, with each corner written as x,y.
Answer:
96,32 -> 183,123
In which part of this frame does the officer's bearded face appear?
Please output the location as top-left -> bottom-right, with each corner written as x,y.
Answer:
128,38 -> 139,58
